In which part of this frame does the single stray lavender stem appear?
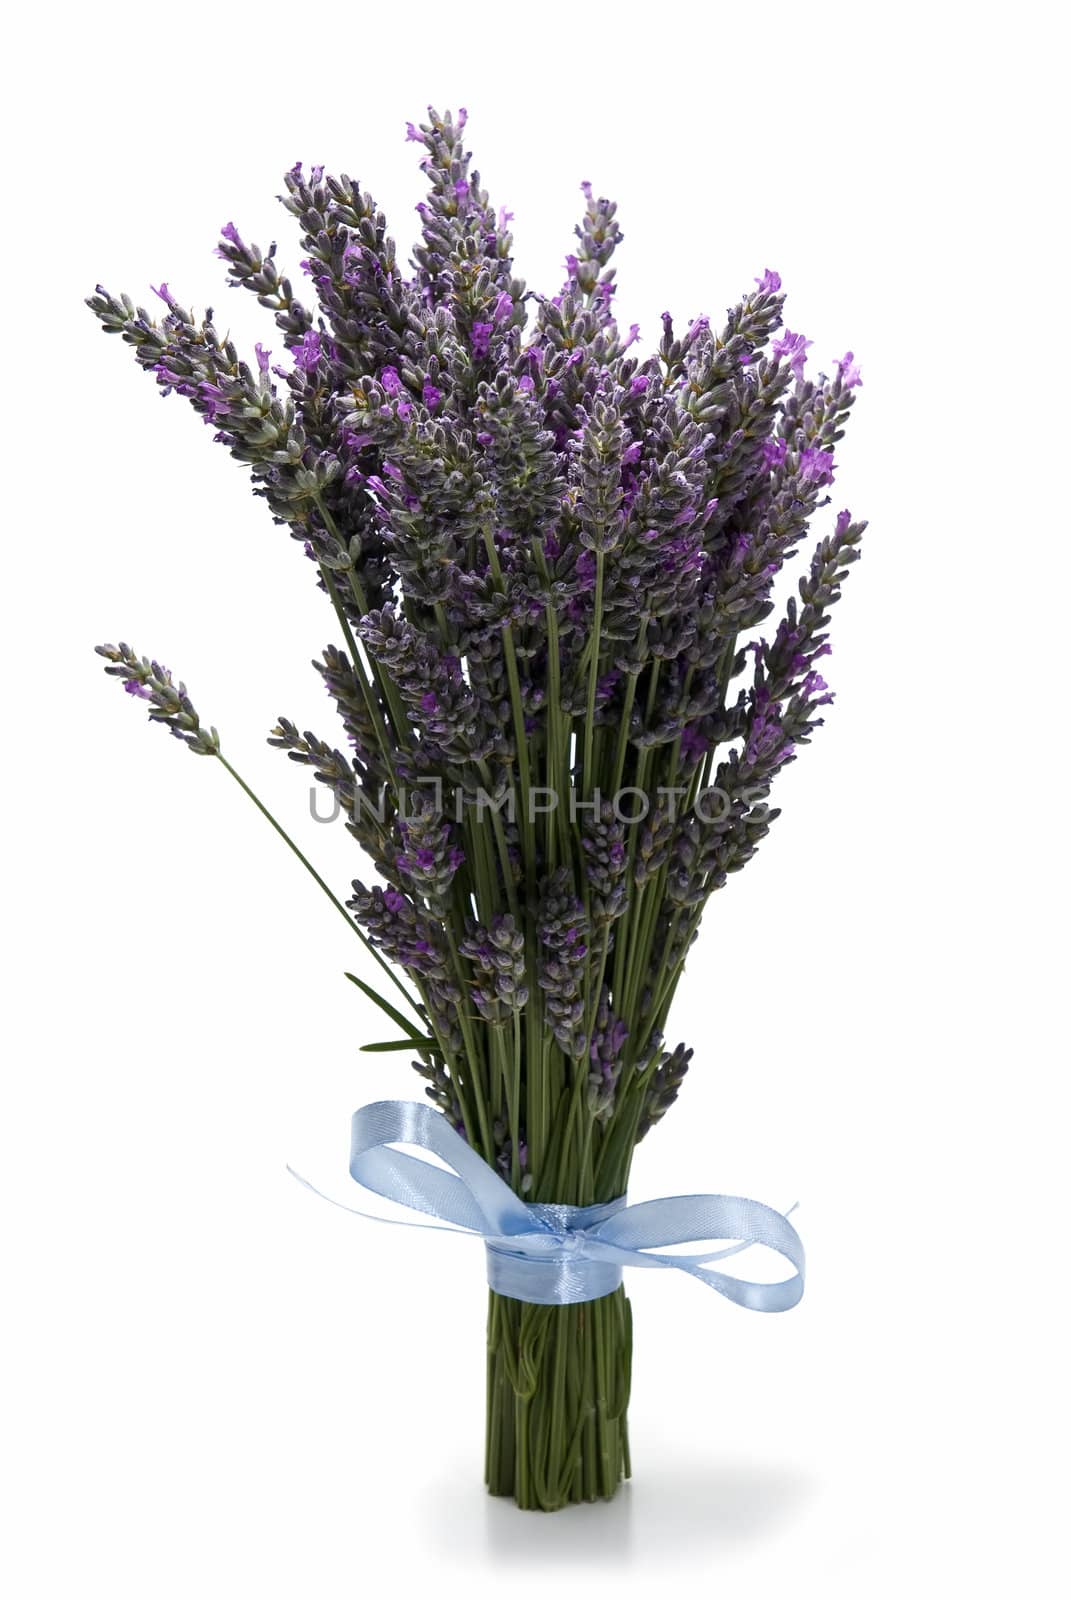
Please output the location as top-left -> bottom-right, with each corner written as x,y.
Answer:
215,754 -> 424,1017
96,642 -> 424,1022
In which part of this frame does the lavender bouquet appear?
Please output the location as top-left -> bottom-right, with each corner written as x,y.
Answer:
89,107 -> 865,1511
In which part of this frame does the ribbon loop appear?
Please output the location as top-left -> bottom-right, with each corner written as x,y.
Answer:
348,1098 -> 533,1236
299,1100 -> 804,1312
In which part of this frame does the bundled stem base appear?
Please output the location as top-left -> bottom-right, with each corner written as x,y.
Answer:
485,1287 -> 633,1511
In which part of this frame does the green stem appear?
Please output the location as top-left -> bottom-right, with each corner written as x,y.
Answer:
215,752 -> 423,1019
581,550 -> 605,801
485,1290 -> 631,1509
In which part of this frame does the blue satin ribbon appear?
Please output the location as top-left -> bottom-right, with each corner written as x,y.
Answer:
289,1099 -> 804,1311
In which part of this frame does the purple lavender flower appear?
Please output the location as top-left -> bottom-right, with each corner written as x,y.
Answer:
460,914 -> 528,1020
394,792 -> 465,913
293,330 -> 322,372
198,382 -> 230,421
471,321 -> 493,360
744,689 -> 795,771
761,436 -> 788,470
771,328 -> 812,379
537,870 -> 590,1058
350,880 -> 458,996
800,670 -> 834,706
754,267 -> 782,293
581,802 -> 629,926
637,1043 -> 693,1140
587,991 -> 628,1120
836,351 -> 863,389
212,223 -> 247,265
799,447 -> 835,485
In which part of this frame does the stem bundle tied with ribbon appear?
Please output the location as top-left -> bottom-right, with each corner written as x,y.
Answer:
89,106 -> 866,1509
292,1100 -> 805,1311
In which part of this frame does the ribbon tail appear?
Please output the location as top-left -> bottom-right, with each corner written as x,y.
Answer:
678,1257 -> 804,1312
286,1165 -> 478,1239
588,1192 -> 806,1313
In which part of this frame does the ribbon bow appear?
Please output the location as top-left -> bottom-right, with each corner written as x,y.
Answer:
290,1099 -> 804,1311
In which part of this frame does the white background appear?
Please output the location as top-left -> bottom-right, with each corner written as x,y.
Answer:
3,4 -> 1068,1595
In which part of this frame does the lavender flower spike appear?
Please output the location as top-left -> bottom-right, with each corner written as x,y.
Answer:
95,644 -> 219,755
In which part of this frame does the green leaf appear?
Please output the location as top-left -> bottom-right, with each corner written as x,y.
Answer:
359,1037 -> 438,1053
344,971 -> 429,1040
